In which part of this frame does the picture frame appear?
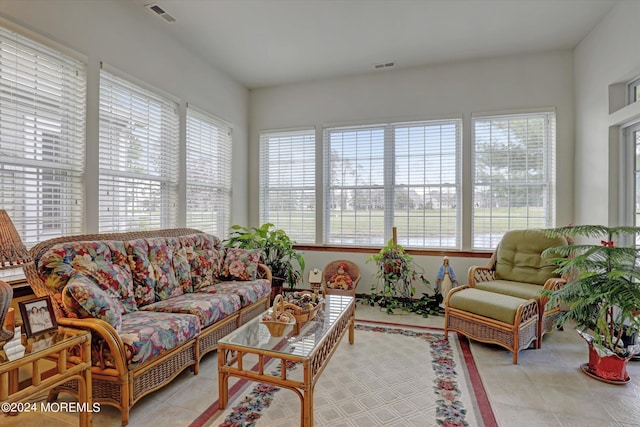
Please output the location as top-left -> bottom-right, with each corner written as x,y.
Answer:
19,296 -> 58,338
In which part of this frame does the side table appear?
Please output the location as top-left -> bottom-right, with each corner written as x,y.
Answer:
0,326 -> 92,426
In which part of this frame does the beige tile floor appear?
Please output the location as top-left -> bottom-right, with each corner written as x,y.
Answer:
3,302 -> 640,426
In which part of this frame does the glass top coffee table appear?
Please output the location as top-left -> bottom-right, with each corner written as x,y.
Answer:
217,294 -> 355,427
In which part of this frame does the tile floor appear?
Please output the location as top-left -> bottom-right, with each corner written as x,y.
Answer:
3,301 -> 640,426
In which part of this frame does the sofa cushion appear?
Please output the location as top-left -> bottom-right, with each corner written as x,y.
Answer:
474,280 -> 545,302
38,240 -> 137,312
62,274 -> 124,330
221,248 -> 262,281
146,237 -> 183,301
125,239 -> 156,307
179,234 -> 224,291
495,229 -> 567,285
119,311 -> 201,369
167,236 -> 193,294
139,292 -> 242,327
201,279 -> 271,307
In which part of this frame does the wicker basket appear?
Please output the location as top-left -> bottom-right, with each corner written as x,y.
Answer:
283,291 -> 322,323
260,295 -> 296,337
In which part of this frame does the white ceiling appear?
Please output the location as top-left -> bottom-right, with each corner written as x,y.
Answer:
124,0 -> 619,89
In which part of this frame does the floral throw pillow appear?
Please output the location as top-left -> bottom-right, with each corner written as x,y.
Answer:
62,274 -> 124,331
221,248 -> 262,281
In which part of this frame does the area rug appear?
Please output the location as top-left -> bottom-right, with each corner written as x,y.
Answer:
191,320 -> 497,427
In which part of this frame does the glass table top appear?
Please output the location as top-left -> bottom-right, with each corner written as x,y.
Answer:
0,327 -> 87,365
219,295 -> 354,358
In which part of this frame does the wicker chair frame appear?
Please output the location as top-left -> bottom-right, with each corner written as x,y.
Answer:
467,238 -> 568,348
321,260 -> 360,298
24,228 -> 271,426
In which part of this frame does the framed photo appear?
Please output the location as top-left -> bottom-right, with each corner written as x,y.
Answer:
19,296 -> 58,338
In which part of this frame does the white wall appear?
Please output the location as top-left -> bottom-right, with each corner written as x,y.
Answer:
0,0 -> 250,229
250,51 -> 576,293
574,0 -> 640,227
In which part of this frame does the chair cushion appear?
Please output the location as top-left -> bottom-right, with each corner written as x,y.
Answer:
474,280 -> 544,302
495,229 -> 567,285
139,292 -> 242,327
62,274 -> 124,331
118,311 -> 201,369
448,288 -> 529,324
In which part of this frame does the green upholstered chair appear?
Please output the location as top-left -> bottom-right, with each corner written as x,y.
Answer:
468,229 -> 569,347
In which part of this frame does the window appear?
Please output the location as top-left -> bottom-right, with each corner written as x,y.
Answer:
98,68 -> 179,232
186,107 -> 232,237
324,119 -> 462,247
259,129 -> 316,243
629,124 -> 640,240
0,26 -> 86,279
629,76 -> 640,104
472,111 -> 556,249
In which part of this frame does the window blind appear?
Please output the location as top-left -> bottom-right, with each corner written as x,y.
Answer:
472,111 -> 556,249
0,26 -> 86,280
324,119 -> 462,248
259,128 -> 316,243
394,120 -> 461,248
324,124 -> 388,246
98,69 -> 179,232
186,107 -> 232,237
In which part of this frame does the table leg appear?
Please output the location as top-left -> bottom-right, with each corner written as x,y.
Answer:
218,349 -> 228,409
302,387 -> 314,427
349,312 -> 355,345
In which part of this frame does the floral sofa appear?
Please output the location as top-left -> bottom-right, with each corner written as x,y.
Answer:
24,228 -> 271,426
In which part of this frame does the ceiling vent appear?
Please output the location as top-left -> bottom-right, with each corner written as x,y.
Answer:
145,3 -> 176,23
373,62 -> 396,70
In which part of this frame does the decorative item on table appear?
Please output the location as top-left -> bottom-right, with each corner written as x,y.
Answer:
18,295 -> 58,338
0,210 -> 35,345
261,294 -> 296,337
435,256 -> 458,308
283,291 -> 322,323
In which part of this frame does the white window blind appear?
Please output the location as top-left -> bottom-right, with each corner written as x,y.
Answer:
324,119 -> 462,248
324,125 -> 387,246
472,111 -> 556,249
259,129 -> 316,243
0,25 -> 86,280
394,120 -> 461,248
98,69 -> 179,232
186,107 -> 232,237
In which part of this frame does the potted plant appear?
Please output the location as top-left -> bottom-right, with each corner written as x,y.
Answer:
366,237 -> 440,316
542,225 -> 640,383
225,223 -> 305,299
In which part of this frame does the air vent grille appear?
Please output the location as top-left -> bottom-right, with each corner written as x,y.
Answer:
373,62 -> 396,70
145,3 -> 176,23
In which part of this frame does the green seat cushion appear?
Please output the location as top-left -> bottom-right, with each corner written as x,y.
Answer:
448,288 -> 529,324
475,280 -> 543,302
495,229 -> 566,285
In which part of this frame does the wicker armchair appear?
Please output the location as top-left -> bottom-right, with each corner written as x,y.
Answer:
322,260 -> 360,297
468,229 -> 569,348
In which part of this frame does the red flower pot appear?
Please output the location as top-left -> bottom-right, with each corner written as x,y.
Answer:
582,342 -> 631,383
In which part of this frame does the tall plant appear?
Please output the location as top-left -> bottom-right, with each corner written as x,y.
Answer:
225,223 -> 305,289
542,225 -> 640,355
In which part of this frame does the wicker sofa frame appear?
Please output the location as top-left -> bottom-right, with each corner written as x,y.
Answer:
24,228 -> 271,426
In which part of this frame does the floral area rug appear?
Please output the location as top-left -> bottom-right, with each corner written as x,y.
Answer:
196,321 -> 496,427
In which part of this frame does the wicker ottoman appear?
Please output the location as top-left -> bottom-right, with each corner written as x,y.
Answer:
444,285 -> 539,364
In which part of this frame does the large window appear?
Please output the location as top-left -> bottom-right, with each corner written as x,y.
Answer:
0,25 -> 86,280
324,119 -> 461,247
186,107 -> 232,237
259,129 -> 316,243
98,69 -> 179,232
472,111 -> 556,249
629,124 -> 640,236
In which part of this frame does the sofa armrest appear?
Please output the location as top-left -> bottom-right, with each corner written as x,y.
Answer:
539,277 -> 568,309
468,266 -> 495,286
257,263 -> 272,282
57,317 -> 129,373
